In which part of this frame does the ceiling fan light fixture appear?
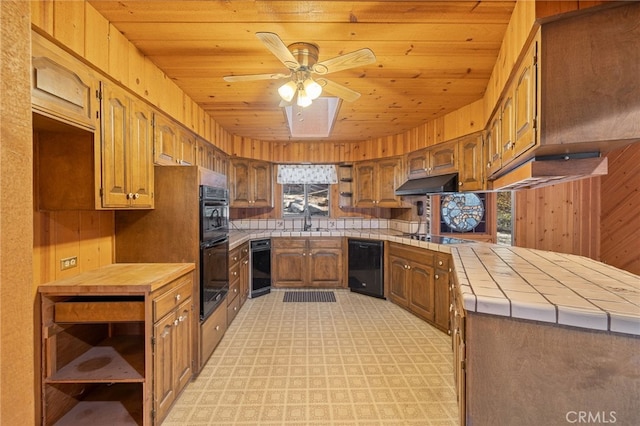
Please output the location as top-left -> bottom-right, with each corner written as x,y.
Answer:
303,78 -> 322,100
278,81 -> 297,103
297,88 -> 312,108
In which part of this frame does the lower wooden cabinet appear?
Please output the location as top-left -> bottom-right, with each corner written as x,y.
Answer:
199,302 -> 227,369
38,264 -> 194,426
152,274 -> 194,423
388,243 -> 452,333
272,238 -> 343,288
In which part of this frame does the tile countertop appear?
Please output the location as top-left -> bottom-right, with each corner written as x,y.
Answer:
229,229 -> 640,336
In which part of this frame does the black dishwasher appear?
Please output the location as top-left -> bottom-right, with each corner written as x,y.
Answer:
348,239 -> 384,299
250,239 -> 271,298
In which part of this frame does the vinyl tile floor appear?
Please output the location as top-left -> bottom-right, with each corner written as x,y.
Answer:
162,289 -> 458,425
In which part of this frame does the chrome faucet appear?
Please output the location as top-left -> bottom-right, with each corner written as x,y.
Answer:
303,207 -> 312,231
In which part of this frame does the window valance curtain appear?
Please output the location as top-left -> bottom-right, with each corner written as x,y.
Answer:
276,164 -> 338,184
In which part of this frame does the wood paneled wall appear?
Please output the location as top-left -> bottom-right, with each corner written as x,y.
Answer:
600,142 -> 640,275
513,177 -> 601,258
1,0 -> 35,423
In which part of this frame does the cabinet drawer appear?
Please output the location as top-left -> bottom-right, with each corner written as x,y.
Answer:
55,299 -> 144,323
229,246 -> 242,263
200,303 -> 227,363
229,261 -> 240,284
227,295 -> 240,325
273,238 -> 306,249
228,280 -> 240,305
153,275 -> 193,321
309,238 -> 342,249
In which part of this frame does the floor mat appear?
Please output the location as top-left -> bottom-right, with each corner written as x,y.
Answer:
283,291 -> 336,302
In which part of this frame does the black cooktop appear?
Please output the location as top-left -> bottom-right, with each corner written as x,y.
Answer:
402,233 -> 469,244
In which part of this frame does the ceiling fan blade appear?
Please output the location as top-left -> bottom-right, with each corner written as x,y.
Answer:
316,78 -> 361,102
312,48 -> 376,75
223,72 -> 289,82
255,32 -> 300,70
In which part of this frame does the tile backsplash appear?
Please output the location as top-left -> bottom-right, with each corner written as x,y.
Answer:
230,217 -> 429,233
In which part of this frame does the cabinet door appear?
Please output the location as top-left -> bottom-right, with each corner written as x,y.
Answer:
407,148 -> 429,179
388,255 -> 410,308
429,142 -> 458,175
514,41 -> 538,158
272,240 -> 307,287
500,91 -> 516,165
129,100 -> 154,208
376,158 -> 404,207
197,139 -> 215,171
154,313 -> 176,422
101,82 -> 130,208
486,113 -> 502,177
308,240 -> 343,287
458,134 -> 484,192
408,261 -> 436,322
178,128 -> 197,166
229,160 -> 251,207
31,32 -> 99,131
434,270 -> 451,332
174,299 -> 193,394
354,162 -> 376,207
250,161 -> 273,207
153,113 -> 179,165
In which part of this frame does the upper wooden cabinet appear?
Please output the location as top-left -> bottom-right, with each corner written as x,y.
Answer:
229,158 -> 273,208
31,32 -> 99,131
354,157 -> 407,208
457,133 -> 484,192
100,81 -> 154,208
406,140 -> 458,180
153,112 -> 197,166
485,36 -> 538,179
197,138 -> 228,175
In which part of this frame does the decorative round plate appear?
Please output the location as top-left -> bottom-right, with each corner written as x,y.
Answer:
441,193 -> 484,232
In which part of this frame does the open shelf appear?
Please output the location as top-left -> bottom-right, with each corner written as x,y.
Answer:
49,383 -> 143,426
47,336 -> 144,383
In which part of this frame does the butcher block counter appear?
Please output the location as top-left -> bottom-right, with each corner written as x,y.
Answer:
38,262 -> 195,426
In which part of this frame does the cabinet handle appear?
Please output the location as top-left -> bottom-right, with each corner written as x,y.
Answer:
243,260 -> 249,265
450,303 -> 453,312
179,315 -> 185,322
487,162 -> 491,169
215,325 -> 220,331
303,253 -> 306,256
458,182 -> 463,187
232,256 -> 238,261
175,294 -> 181,302
127,192 -> 134,199
232,271 -> 237,276
133,193 -> 140,199
234,306 -> 237,311
435,274 -> 440,279
234,288 -> 238,293
438,260 -> 443,266
174,319 -> 179,326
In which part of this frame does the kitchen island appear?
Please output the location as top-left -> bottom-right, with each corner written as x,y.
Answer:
229,228 -> 639,425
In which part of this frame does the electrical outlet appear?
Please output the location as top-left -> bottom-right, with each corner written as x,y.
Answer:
60,256 -> 78,271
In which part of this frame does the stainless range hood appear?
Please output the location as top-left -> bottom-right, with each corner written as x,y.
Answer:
395,173 -> 458,196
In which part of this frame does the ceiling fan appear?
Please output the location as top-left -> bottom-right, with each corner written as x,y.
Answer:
223,32 -> 376,107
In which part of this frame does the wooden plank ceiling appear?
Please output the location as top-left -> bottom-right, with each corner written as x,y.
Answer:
88,1 -> 516,143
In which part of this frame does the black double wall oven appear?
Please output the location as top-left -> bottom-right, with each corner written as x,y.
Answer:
199,185 -> 229,321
